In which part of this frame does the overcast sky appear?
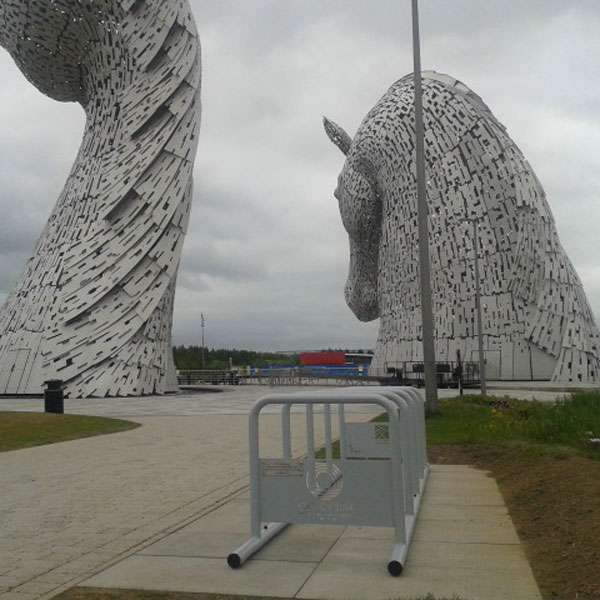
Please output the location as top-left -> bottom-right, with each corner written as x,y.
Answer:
1,1 -> 599,351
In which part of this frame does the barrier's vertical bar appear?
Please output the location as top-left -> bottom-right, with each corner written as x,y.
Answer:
399,400 -> 416,514
338,403 -> 347,460
282,404 -> 292,459
324,403 -> 333,473
396,393 -> 419,501
405,387 -> 428,477
306,404 -> 316,490
388,405 -> 407,544
409,398 -> 421,491
249,406 -> 262,539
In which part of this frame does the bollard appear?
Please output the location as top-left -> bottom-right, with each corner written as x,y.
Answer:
44,380 -> 65,414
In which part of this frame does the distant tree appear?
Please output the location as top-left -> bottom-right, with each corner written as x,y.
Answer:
173,346 -> 299,370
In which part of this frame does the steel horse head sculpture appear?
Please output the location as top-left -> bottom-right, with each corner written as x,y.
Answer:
0,0 -> 201,397
325,72 -> 600,383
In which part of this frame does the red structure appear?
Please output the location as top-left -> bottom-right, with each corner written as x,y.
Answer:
299,352 -> 346,366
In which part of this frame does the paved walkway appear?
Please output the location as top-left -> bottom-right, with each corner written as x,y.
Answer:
82,465 -> 541,600
0,382 -> 572,419
0,387 -> 374,600
0,385 -> 552,600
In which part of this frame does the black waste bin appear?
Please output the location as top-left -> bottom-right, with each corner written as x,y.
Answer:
44,380 -> 64,414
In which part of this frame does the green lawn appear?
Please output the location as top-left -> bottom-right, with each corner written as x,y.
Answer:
411,392 -> 600,455
0,412 -> 140,452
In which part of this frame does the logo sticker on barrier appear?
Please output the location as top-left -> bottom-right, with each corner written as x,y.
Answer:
346,422 -> 392,459
260,457 -> 394,526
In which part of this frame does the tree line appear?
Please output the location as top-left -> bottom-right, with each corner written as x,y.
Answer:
173,345 -> 299,370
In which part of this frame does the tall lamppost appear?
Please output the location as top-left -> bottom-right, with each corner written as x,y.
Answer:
411,0 -> 438,412
462,217 -> 488,396
201,313 -> 206,370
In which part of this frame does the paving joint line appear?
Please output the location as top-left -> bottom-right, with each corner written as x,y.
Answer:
292,526 -> 347,599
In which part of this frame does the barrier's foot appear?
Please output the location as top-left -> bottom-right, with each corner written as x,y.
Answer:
227,553 -> 241,569
387,560 -> 403,576
227,522 -> 289,570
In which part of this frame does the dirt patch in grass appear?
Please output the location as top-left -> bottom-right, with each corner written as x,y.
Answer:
0,412 -> 140,452
430,443 -> 600,600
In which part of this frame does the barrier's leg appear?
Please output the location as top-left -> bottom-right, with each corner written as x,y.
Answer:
228,522 -> 288,568
229,404 -> 290,569
338,404 -> 347,460
249,405 -> 262,540
306,404 -> 316,490
282,404 -> 292,459
324,403 -> 333,473
388,542 -> 408,576
388,408 -> 408,577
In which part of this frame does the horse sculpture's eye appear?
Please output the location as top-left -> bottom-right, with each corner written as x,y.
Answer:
336,169 -> 379,240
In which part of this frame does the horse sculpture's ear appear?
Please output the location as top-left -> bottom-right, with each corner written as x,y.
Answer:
323,116 -> 352,156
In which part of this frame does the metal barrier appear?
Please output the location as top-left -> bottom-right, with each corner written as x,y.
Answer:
227,387 -> 428,576
385,361 -> 481,388
177,370 -> 240,385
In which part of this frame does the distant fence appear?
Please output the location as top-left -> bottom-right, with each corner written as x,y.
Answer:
177,367 -> 373,387
384,361 -> 480,389
178,370 -> 241,386
242,365 -> 372,386
250,365 -> 369,378
177,361 -> 480,388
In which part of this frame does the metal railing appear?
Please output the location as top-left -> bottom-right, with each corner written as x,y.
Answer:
177,370 -> 241,386
385,361 -> 481,389
227,386 -> 428,576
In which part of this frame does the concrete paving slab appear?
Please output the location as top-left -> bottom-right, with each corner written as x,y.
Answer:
253,525 -> 345,563
139,531 -> 248,559
419,502 -> 509,521
413,516 -> 520,544
429,464 -> 484,472
298,550 -> 541,600
425,481 -> 504,498
343,516 -> 518,545
83,555 -> 317,598
172,498 -> 251,534
140,521 -> 345,564
424,487 -> 506,506
408,540 -> 535,573
340,526 -> 392,540
426,472 -> 498,487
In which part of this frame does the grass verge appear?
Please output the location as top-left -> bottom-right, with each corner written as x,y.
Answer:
0,412 -> 140,452
424,392 -> 600,452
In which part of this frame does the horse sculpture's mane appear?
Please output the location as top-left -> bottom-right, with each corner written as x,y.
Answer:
0,0 -> 201,397
325,71 -> 600,383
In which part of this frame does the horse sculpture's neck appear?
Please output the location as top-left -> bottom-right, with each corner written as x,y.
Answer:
0,0 -> 201,397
